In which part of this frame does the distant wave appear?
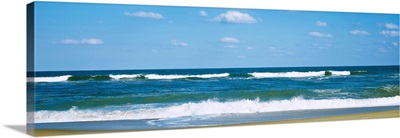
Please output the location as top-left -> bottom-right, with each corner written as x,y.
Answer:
350,71 -> 368,75
28,70 -> 366,82
27,75 -> 71,82
109,74 -> 143,79
67,75 -> 111,81
110,73 -> 230,80
145,73 -> 230,80
34,96 -> 400,123
249,71 -> 351,78
29,73 -> 230,82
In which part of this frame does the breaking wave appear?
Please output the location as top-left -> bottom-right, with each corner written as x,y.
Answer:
144,73 -> 229,80
28,70 -> 367,82
29,73 -> 230,82
27,75 -> 71,82
249,71 -> 351,78
34,96 -> 400,123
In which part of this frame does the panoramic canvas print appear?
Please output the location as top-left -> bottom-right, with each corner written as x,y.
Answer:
27,2 -> 399,136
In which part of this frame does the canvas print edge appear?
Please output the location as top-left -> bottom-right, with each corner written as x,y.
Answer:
26,1 -> 400,136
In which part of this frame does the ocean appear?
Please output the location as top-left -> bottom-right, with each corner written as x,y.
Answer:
29,66 -> 400,130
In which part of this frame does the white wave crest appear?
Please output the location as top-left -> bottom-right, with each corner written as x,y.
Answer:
313,89 -> 341,93
34,96 -> 400,123
145,73 -> 229,80
331,71 -> 351,75
249,71 -> 350,78
110,74 -> 141,79
27,75 -> 71,82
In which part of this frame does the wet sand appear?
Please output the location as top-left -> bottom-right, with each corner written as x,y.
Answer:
33,109 -> 399,137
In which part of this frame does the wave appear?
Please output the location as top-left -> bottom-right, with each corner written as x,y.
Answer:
369,85 -> 400,98
145,73 -> 229,80
350,71 -> 368,75
27,75 -> 71,82
29,73 -> 230,82
67,75 -> 111,81
312,89 -> 342,93
34,96 -> 400,123
28,70 -> 365,82
249,71 -> 351,78
109,74 -> 144,79
110,73 -> 230,80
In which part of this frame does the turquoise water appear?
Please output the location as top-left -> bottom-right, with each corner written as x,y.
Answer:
30,66 -> 400,129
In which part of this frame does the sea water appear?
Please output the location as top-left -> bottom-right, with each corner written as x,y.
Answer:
29,66 -> 400,130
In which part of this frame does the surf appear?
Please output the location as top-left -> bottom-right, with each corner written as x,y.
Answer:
249,71 -> 352,78
34,96 -> 400,123
144,73 -> 230,80
28,70 -> 371,82
29,73 -> 231,82
28,75 -> 71,82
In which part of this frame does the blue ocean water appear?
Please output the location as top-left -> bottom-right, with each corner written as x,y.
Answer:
30,66 -> 400,129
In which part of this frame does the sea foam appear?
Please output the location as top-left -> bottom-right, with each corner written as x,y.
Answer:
28,71 -> 354,82
109,74 -> 141,79
28,75 -> 71,82
145,73 -> 230,80
249,71 -> 351,78
34,96 -> 400,123
30,73 -> 230,82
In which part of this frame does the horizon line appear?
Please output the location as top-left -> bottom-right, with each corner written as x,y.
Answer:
31,64 -> 400,72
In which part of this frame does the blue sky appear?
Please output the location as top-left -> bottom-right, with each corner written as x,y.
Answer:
34,2 -> 399,71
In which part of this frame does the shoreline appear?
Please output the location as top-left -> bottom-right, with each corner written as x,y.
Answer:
32,109 -> 399,137
228,109 -> 399,126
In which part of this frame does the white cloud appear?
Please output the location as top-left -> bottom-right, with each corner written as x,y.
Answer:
224,45 -> 238,48
168,20 -> 174,24
378,48 -> 387,53
59,39 -> 80,44
380,30 -> 399,37
213,11 -> 258,24
315,21 -> 327,27
385,23 -> 399,29
56,38 -> 103,45
81,39 -> 104,44
220,37 -> 240,43
309,32 -> 333,38
393,42 -> 399,46
247,47 -> 254,50
171,40 -> 188,46
124,11 -> 164,19
350,30 -> 370,36
238,55 -> 245,58
200,11 -> 207,16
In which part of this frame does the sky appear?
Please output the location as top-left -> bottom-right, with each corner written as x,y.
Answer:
34,2 -> 399,71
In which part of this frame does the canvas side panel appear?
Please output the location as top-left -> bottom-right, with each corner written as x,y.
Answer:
26,2 -> 35,136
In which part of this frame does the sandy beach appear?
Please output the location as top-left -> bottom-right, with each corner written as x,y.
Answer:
32,109 -> 399,137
